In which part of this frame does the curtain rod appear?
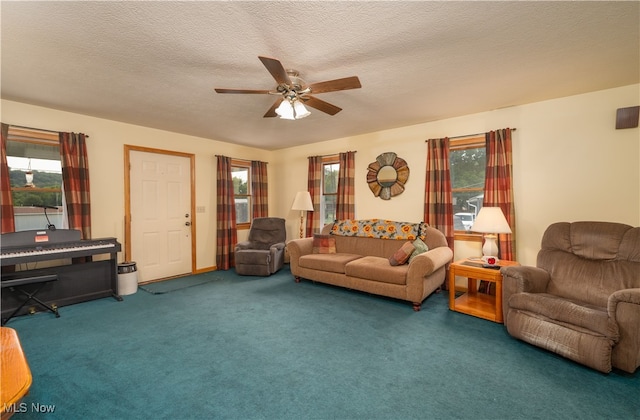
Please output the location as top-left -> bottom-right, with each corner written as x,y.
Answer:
308,151 -> 357,159
215,155 -> 268,164
10,124 -> 90,138
426,128 -> 516,142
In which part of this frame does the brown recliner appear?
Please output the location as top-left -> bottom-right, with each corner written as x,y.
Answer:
234,217 -> 286,276
501,221 -> 640,373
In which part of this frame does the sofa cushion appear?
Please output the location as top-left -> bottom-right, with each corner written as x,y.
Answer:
299,253 -> 362,274
312,234 -> 336,254
331,235 -> 399,259
408,237 -> 429,263
345,256 -> 408,285
509,292 -> 619,340
389,241 -> 415,266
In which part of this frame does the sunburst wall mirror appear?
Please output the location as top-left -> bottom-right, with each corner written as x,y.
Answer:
366,152 -> 410,200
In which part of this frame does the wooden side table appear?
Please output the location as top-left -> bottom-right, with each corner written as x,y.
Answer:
448,258 -> 519,323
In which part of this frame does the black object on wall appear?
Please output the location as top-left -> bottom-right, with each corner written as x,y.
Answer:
616,106 -> 640,129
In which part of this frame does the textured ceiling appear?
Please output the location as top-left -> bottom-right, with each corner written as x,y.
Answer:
1,1 -> 638,150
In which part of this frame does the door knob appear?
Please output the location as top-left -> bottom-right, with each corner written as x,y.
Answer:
185,222 -> 191,226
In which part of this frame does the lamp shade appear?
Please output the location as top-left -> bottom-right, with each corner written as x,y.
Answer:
291,191 -> 314,211
471,207 -> 512,234
293,101 -> 311,119
276,99 -> 311,120
275,100 -> 295,120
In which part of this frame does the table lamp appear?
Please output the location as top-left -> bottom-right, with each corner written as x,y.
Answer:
291,191 -> 314,238
470,207 -> 512,263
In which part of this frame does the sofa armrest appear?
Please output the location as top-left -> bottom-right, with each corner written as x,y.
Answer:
407,246 -> 453,278
607,288 -> 640,373
406,246 -> 453,304
287,238 -> 313,276
287,238 -> 313,257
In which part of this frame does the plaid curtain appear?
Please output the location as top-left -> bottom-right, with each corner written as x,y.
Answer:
336,151 -> 355,220
424,137 -> 454,250
305,156 -> 323,236
216,155 -> 237,270
60,132 -> 91,239
484,128 -> 516,260
1,123 -> 15,233
251,160 -> 268,218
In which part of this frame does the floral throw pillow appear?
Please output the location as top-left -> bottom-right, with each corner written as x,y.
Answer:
332,219 -> 425,241
312,234 -> 336,254
389,241 -> 415,266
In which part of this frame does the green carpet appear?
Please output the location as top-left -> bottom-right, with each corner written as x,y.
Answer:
6,266 -> 639,419
139,273 -> 222,294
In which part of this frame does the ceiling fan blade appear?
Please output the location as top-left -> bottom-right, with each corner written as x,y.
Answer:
302,96 -> 342,115
264,98 -> 284,118
307,76 -> 361,94
214,88 -> 272,94
258,56 -> 292,86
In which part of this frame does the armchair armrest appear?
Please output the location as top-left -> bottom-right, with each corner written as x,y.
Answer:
501,266 -> 550,294
270,242 -> 285,252
608,288 -> 640,319
234,240 -> 251,252
607,288 -> 640,373
500,266 -> 550,328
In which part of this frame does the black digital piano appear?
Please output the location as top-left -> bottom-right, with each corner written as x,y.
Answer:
1,229 -> 122,324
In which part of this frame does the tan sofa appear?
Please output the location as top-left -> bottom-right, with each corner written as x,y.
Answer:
288,220 -> 453,311
501,221 -> 640,373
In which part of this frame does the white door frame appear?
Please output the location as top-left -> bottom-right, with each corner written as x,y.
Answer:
124,145 -> 196,279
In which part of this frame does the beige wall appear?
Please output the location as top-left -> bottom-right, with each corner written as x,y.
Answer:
273,84 -> 640,266
0,100 -> 275,271
2,84 -> 638,270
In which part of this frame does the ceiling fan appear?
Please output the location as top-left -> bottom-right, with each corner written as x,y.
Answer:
214,56 -> 361,119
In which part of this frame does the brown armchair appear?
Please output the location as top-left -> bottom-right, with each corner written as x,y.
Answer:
501,221 -> 640,373
234,217 -> 286,276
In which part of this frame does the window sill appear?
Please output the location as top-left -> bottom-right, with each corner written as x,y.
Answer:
11,187 -> 61,192
454,232 -> 483,242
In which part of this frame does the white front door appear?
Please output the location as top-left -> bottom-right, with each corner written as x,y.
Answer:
129,150 -> 193,282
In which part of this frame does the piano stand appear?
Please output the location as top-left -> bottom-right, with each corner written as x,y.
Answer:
1,275 -> 60,326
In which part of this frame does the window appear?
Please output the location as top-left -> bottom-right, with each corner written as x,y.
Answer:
322,158 -> 339,225
6,127 -> 64,231
450,136 -> 485,233
231,161 -> 251,228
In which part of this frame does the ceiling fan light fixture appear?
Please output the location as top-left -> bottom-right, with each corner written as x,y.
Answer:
293,101 -> 311,119
275,100 -> 295,120
275,99 -> 310,120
